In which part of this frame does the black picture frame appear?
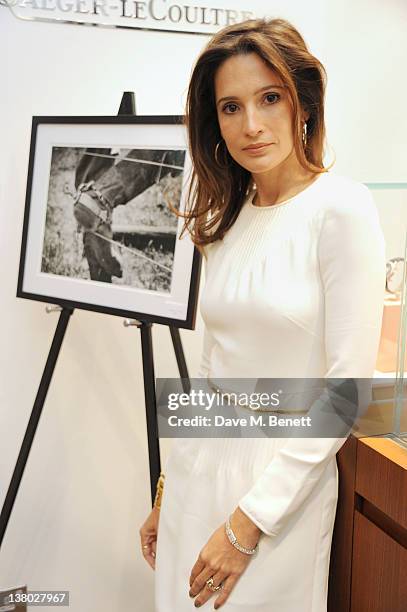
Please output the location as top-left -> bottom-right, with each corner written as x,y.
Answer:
16,116 -> 202,329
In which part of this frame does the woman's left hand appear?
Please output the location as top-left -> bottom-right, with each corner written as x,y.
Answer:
188,507 -> 261,609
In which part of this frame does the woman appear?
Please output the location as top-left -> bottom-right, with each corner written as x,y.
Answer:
140,17 -> 386,611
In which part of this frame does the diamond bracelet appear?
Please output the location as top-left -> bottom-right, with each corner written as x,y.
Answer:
225,515 -> 259,555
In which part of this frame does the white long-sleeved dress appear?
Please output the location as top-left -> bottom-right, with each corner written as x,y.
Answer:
154,171 -> 386,611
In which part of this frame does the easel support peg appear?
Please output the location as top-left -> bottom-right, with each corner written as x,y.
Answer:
123,318 -> 143,328
45,305 -> 63,313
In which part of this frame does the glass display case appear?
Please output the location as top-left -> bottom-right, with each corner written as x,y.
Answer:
368,183 -> 407,448
392,227 -> 407,447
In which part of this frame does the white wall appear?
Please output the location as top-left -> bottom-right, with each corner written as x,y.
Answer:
0,2 -> 406,611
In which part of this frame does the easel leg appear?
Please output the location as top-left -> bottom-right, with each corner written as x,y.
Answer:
170,326 -> 191,393
138,321 -> 161,506
137,325 -> 191,507
0,307 -> 73,550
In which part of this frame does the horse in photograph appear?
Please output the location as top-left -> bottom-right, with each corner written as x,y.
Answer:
72,148 -> 184,282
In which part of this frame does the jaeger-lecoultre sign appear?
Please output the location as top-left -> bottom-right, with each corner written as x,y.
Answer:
2,0 -> 256,34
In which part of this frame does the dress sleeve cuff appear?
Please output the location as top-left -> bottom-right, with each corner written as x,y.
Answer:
237,503 -> 278,537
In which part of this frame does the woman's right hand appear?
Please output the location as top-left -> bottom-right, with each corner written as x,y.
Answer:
139,506 -> 160,570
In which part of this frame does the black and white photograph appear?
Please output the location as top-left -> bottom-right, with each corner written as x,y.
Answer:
17,117 -> 201,327
44,145 -> 185,290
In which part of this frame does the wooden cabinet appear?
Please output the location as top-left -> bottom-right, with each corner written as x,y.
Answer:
328,436 -> 407,612
352,511 -> 406,611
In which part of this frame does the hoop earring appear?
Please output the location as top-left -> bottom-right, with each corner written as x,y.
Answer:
302,122 -> 308,147
214,139 -> 230,168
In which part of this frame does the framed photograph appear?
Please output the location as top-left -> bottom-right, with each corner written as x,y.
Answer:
17,116 -> 202,329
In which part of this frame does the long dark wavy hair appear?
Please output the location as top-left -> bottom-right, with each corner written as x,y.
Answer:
171,18 -> 331,252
